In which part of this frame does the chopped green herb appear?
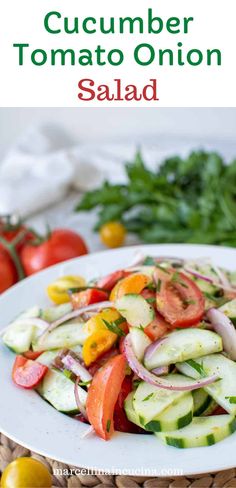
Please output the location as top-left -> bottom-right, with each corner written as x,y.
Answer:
143,256 -> 156,266
186,359 -> 207,377
146,297 -> 156,304
142,392 -> 154,402
171,272 -> 188,288
155,263 -> 170,274
63,369 -> 72,379
133,379 -> 142,388
90,342 -> 97,349
225,396 -> 236,404
106,419 -> 111,432
183,299 -> 196,305
79,380 -> 91,387
146,282 -> 156,291
103,317 -> 126,337
156,279 -> 162,292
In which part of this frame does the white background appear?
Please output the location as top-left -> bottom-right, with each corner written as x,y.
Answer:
0,0 -> 235,107
0,108 -> 235,158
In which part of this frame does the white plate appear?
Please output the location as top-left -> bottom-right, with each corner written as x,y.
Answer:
0,244 -> 236,477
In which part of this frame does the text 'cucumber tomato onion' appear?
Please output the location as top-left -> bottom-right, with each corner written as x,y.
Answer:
3,255 -> 236,447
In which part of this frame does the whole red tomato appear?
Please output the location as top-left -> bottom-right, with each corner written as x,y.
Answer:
0,219 -> 34,253
20,229 -> 88,276
0,248 -> 17,293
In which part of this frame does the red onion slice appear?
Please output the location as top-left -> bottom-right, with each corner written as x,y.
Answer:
207,308 -> 236,360
123,334 -> 218,391
38,301 -> 114,343
185,268 -> 236,293
151,366 -> 169,376
62,354 -> 92,383
211,264 -> 231,289
144,338 -> 167,363
74,377 -> 88,420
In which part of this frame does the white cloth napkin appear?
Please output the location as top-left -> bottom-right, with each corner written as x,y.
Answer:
0,125 -> 235,218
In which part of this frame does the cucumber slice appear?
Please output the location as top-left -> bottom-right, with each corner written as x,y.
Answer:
37,350 -> 60,366
38,369 -> 87,413
17,306 -> 42,319
192,389 -> 215,416
177,353 -> 236,415
41,303 -> 72,323
38,345 -> 83,367
124,392 -> 143,428
129,266 -> 156,279
2,321 -> 36,354
115,294 -> 154,328
219,299 -> 236,326
156,415 -> 236,448
144,328 -> 222,369
32,323 -> 87,351
145,393 -> 193,432
130,327 -> 151,361
133,374 -> 193,424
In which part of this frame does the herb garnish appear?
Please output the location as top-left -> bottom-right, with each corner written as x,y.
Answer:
76,151 -> 236,248
142,393 -> 154,402
186,359 -> 207,377
225,396 -> 236,404
103,317 -> 126,337
143,256 -> 156,266
106,419 -> 111,432
146,297 -> 156,304
171,272 -> 188,288
156,279 -> 162,292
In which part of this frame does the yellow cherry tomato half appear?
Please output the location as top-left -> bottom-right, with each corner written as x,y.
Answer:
47,275 -> 86,304
84,308 -> 122,336
110,273 -> 151,301
83,329 -> 117,366
99,222 -> 126,248
1,457 -> 52,488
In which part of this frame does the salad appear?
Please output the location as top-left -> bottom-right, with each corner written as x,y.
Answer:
2,255 -> 236,449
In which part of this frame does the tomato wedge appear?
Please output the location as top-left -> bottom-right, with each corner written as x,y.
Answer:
12,355 -> 48,389
156,269 -> 205,328
71,288 -> 108,309
86,354 -> 126,440
145,312 -> 170,341
114,376 -> 139,433
96,270 -> 130,292
24,350 -> 43,360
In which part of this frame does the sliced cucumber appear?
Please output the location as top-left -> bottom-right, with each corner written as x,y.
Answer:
115,294 -> 154,328
124,392 -> 143,428
2,321 -> 35,353
38,369 -> 87,413
192,389 -> 216,416
37,350 -> 60,367
130,266 -> 156,279
17,306 -> 42,319
144,328 -> 222,370
33,323 -> 88,351
130,327 -> 151,361
145,393 -> 193,432
41,303 -> 72,323
156,415 -> 236,448
219,299 -> 236,326
177,353 -> 236,415
133,374 -> 193,425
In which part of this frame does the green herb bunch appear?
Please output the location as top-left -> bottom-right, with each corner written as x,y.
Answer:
76,150 -> 236,246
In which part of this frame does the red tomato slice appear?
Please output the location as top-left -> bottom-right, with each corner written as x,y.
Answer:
24,350 -> 43,360
156,269 -> 205,328
71,288 -> 108,309
86,354 -> 126,440
12,355 -> 48,389
145,312 -> 170,341
113,376 -> 143,434
210,406 -> 228,415
96,270 -> 130,292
